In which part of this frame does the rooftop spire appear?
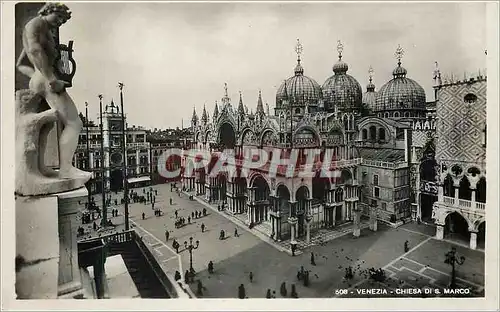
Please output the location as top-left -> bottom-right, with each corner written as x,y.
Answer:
213,100 -> 219,119
294,38 -> 304,76
337,40 -> 344,61
333,40 -> 348,74
238,91 -> 245,115
201,104 -> 208,123
395,44 -> 404,66
256,90 -> 265,117
366,66 -> 376,92
191,106 -> 198,124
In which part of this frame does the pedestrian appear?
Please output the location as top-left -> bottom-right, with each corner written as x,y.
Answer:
201,223 -> 205,233
192,211 -> 195,219
174,270 -> 181,281
218,204 -> 221,211
220,230 -> 225,240
115,199 -> 118,206
188,216 -> 191,224
303,270 -> 310,287
280,282 -> 287,297
197,280 -> 203,296
266,289 -> 272,299
175,210 -> 178,218
93,221 -> 97,231
272,290 -> 276,298
291,284 -> 298,298
165,230 -> 170,241
208,261 -> 214,274
203,208 -> 207,216
238,284 -> 246,299
155,190 -> 158,195
249,271 -> 253,283
234,228 -> 239,237
404,240 -> 409,252
152,202 -> 155,209
185,270 -> 191,284
142,212 -> 145,220
170,198 -> 173,205
291,243 -> 297,256
311,252 -> 316,266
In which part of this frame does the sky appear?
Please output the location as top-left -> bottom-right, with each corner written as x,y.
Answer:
59,1 -> 487,130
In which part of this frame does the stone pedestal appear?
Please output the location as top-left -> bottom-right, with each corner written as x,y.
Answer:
15,187 -> 88,299
436,224 -> 444,240
353,209 -> 361,237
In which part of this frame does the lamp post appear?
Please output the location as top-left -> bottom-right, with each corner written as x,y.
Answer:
184,237 -> 199,274
98,94 -> 107,227
118,82 -> 129,231
444,247 -> 465,289
85,101 -> 92,208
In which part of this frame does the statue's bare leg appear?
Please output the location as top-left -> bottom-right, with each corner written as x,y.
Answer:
44,90 -> 88,178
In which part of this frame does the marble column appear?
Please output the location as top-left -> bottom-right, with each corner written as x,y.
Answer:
471,189 -> 476,206
436,224 -> 444,240
369,207 -> 378,232
469,231 -> 478,250
453,186 -> 459,207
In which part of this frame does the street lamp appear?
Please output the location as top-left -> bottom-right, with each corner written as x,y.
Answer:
444,247 -> 465,289
118,82 -> 129,231
85,101 -> 92,208
98,94 -> 107,227
184,237 -> 199,274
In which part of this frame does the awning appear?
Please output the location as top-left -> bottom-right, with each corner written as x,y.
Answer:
127,176 -> 151,184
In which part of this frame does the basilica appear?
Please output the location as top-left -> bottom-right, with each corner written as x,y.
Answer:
181,41 -> 486,250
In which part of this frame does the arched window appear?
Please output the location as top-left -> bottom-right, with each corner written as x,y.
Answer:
295,108 -> 301,114
384,112 -> 389,118
369,126 -> 377,141
404,112 -> 410,117
394,112 -> 400,118
378,128 -> 386,141
362,129 -> 368,140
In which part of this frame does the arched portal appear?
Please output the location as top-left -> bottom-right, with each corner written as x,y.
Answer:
219,123 -> 236,149
276,184 -> 291,239
216,173 -> 227,203
295,186 -> 309,238
476,177 -> 486,203
252,175 -> 270,223
110,169 -> 123,192
444,212 -> 470,243
420,157 -> 438,221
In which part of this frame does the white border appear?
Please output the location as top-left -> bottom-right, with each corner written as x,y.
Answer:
1,1 -> 498,311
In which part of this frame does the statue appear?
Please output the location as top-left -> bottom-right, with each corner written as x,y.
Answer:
15,3 -> 91,196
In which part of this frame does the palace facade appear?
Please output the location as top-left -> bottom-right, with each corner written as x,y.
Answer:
181,41 -> 487,249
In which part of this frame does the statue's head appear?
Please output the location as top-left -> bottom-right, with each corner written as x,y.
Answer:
38,3 -> 71,27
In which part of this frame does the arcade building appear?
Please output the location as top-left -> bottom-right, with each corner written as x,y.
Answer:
180,41 -> 486,249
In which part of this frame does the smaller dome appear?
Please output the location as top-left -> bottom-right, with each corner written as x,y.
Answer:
333,60 -> 349,74
392,65 -> 408,77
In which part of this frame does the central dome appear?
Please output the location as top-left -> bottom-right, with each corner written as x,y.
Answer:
275,60 -> 322,107
322,48 -> 363,113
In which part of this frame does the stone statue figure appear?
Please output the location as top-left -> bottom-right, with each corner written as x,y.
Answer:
15,3 -> 91,196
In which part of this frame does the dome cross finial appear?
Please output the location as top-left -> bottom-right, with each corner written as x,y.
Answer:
395,44 -> 404,66
224,82 -> 228,97
295,38 -> 303,64
337,40 -> 344,60
368,66 -> 374,84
